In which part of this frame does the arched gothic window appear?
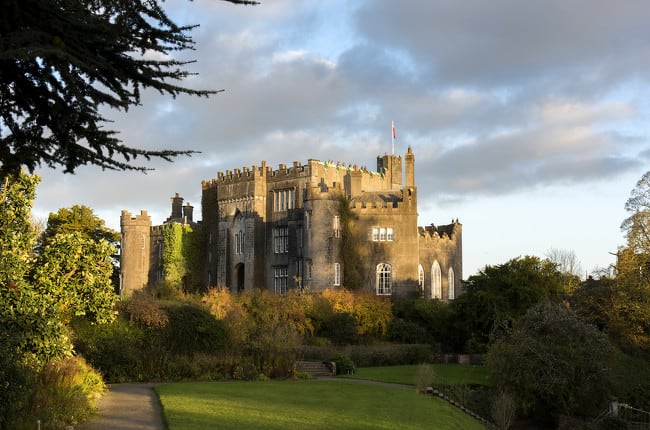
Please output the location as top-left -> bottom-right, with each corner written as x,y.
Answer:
418,264 -> 425,296
448,268 -> 455,300
376,263 -> 392,295
431,261 -> 441,299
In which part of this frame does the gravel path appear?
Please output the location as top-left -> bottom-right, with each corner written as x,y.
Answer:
78,384 -> 165,430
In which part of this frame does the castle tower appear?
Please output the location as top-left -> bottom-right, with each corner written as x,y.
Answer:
377,154 -> 403,190
120,210 -> 152,296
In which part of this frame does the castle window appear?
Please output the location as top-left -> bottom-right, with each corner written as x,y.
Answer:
418,264 -> 425,296
296,260 -> 303,288
235,230 -> 244,255
372,226 -> 395,242
333,262 -> 341,286
448,268 -> 455,300
297,226 -> 303,255
141,234 -> 146,249
273,226 -> 288,254
333,216 -> 340,238
274,266 -> 288,295
376,263 -> 392,295
432,261 -> 442,299
274,189 -> 295,212
307,259 -> 313,280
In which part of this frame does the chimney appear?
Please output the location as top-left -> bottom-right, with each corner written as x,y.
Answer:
183,203 -> 194,223
171,193 -> 183,219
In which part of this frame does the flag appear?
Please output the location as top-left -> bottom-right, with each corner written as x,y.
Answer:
392,121 -> 397,140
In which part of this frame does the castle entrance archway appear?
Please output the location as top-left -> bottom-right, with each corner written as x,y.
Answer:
235,263 -> 245,292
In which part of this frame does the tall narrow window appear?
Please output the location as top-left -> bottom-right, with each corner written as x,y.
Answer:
296,260 -> 303,288
141,234 -> 146,249
296,226 -> 304,255
307,259 -> 313,280
418,264 -> 425,296
274,189 -> 295,212
333,215 -> 340,238
386,228 -> 394,241
376,263 -> 392,295
448,268 -> 455,300
235,230 -> 244,255
333,262 -> 341,286
379,227 -> 387,241
273,227 -> 288,254
431,261 -> 441,299
274,266 -> 288,295
372,227 -> 380,241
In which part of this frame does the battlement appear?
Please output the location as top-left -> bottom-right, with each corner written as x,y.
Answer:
120,210 -> 151,227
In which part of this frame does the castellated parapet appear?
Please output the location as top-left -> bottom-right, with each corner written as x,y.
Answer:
121,147 -> 463,300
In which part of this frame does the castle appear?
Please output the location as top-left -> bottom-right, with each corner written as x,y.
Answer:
120,148 -> 462,300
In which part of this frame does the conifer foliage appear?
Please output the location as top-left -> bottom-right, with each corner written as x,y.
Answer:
0,0 -> 255,175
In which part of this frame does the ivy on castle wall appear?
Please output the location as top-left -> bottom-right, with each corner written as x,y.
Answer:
161,223 -> 201,290
338,196 -> 364,290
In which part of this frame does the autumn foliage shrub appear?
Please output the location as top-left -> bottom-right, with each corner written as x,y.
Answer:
12,356 -> 105,430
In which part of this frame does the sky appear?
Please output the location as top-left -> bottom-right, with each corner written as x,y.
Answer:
33,0 -> 650,279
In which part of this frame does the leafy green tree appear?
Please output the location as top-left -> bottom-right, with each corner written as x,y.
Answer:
41,205 -> 119,246
0,172 -> 74,365
0,0 -> 255,175
453,256 -> 565,351
486,302 -> 614,424
0,172 -> 40,287
32,232 -> 117,324
606,170 -> 650,356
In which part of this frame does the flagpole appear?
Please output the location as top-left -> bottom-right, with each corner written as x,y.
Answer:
391,121 -> 395,154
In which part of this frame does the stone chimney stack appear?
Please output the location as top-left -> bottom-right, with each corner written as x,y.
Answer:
171,193 -> 183,219
183,203 -> 194,223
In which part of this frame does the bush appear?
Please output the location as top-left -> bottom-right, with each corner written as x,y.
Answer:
331,353 -> 355,375
415,363 -> 436,392
491,390 -> 517,430
318,312 -> 358,345
164,304 -> 228,358
0,331 -> 32,429
348,344 -> 435,367
388,319 -> 428,344
14,356 -> 105,430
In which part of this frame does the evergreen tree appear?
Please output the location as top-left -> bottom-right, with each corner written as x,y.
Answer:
0,0 -> 256,175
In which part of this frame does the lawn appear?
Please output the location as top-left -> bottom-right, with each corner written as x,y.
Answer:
156,380 -> 487,430
339,364 -> 491,386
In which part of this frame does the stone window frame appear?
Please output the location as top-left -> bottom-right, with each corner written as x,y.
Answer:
273,226 -> 288,254
431,261 -> 442,299
371,226 -> 394,242
273,189 -> 295,212
274,265 -> 288,295
333,262 -> 341,286
376,263 -> 392,296
333,215 -> 340,238
448,267 -> 455,300
235,230 -> 244,255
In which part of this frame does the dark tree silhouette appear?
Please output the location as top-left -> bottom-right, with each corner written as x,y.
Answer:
0,0 -> 256,175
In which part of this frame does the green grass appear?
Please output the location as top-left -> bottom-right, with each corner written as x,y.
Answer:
339,364 -> 491,386
156,380 -> 487,430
